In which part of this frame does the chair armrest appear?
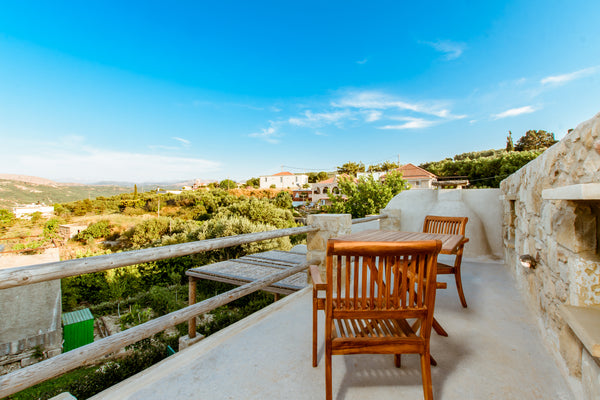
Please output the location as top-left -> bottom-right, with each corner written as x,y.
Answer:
309,265 -> 327,291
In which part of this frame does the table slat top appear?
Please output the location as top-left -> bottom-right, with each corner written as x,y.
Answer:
332,229 -> 464,254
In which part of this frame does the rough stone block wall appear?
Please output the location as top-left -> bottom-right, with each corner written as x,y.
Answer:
500,111 -> 600,397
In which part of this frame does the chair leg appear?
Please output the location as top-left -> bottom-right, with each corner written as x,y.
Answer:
421,350 -> 434,400
312,294 -> 318,367
394,354 -> 401,368
326,345 -> 332,400
454,266 -> 468,308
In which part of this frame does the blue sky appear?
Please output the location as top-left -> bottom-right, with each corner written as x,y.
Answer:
1,1 -> 599,184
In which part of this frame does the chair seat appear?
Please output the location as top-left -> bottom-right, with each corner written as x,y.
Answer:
333,317 -> 418,339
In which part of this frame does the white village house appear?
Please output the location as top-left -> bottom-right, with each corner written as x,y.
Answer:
259,171 -> 308,189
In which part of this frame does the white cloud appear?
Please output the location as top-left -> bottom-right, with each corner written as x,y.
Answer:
172,137 -> 191,146
335,91 -> 464,120
541,66 -> 599,85
1,139 -> 221,183
356,58 -> 368,65
422,40 -> 466,60
492,105 -> 537,119
378,117 -> 436,130
364,111 -> 382,122
288,110 -> 352,127
249,122 -> 281,144
315,131 -> 328,136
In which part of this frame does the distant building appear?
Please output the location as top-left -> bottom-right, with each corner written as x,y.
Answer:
292,189 -> 312,207
311,175 -> 351,206
259,172 -> 309,189
390,164 -> 438,189
58,224 -> 89,239
12,204 -> 54,219
357,171 -> 386,181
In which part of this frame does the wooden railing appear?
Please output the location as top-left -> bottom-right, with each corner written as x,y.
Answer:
0,214 -> 388,397
0,225 -> 317,397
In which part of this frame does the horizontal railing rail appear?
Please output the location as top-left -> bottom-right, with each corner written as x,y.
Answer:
0,225 -> 317,290
0,259 -> 315,397
350,214 -> 388,225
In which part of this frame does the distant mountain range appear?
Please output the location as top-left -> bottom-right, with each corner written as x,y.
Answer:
0,174 -> 194,209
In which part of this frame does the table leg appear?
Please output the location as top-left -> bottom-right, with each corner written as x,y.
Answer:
432,318 -> 448,337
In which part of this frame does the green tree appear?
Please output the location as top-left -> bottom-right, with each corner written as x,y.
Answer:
245,177 -> 260,188
326,171 -> 408,218
336,161 -> 365,177
308,171 -> 329,183
506,131 -> 514,151
317,171 -> 328,181
219,179 -> 237,190
133,184 -> 138,199
514,130 -> 557,151
368,161 -> 399,172
274,191 -> 293,209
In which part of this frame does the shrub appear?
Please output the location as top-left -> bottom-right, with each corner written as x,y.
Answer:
75,220 -> 112,242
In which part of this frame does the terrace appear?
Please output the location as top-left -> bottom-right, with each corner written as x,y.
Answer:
1,112 -> 600,399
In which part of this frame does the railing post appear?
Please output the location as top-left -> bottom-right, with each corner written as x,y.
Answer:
380,209 -> 402,230
188,276 -> 197,339
307,214 -> 352,284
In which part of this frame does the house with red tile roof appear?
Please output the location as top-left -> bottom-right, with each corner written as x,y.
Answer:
377,163 -> 438,189
259,171 -> 309,189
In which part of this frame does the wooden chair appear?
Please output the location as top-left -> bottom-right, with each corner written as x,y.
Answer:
314,238 -> 442,400
423,215 -> 469,308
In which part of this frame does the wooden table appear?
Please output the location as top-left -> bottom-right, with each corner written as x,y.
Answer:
333,229 -> 465,255
331,229 -> 466,337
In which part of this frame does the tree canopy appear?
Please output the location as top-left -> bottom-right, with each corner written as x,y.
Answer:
336,161 -> 365,177
514,130 -> 558,151
326,171 -> 408,218
308,171 -> 329,183
368,161 -> 399,172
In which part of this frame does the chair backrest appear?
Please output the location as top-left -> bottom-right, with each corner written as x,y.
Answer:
325,239 -> 442,337
423,215 -> 468,236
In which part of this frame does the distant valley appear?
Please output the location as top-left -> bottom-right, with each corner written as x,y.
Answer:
0,176 -> 130,209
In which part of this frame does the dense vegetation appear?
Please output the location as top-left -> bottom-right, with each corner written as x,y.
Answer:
418,130 -> 557,188
1,188 -> 300,399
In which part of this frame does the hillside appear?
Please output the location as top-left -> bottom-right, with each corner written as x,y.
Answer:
0,178 -> 132,209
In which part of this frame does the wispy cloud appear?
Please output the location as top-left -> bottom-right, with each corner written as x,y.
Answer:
288,110 -> 352,127
541,66 -> 599,85
250,89 -> 464,142
249,122 -> 281,144
315,131 -> 328,136
378,117 -> 436,130
172,137 -> 191,146
421,39 -> 466,60
356,58 -> 368,65
492,105 -> 537,119
335,91 -> 464,119
364,110 -> 382,122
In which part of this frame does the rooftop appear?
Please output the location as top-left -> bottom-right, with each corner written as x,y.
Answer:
91,255 -> 573,399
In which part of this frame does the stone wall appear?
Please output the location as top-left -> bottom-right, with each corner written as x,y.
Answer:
500,111 -> 600,398
0,249 -> 63,375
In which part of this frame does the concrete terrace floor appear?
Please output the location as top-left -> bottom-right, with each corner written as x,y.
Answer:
92,257 -> 574,400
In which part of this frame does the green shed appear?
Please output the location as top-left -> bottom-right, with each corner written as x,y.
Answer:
62,308 -> 94,352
